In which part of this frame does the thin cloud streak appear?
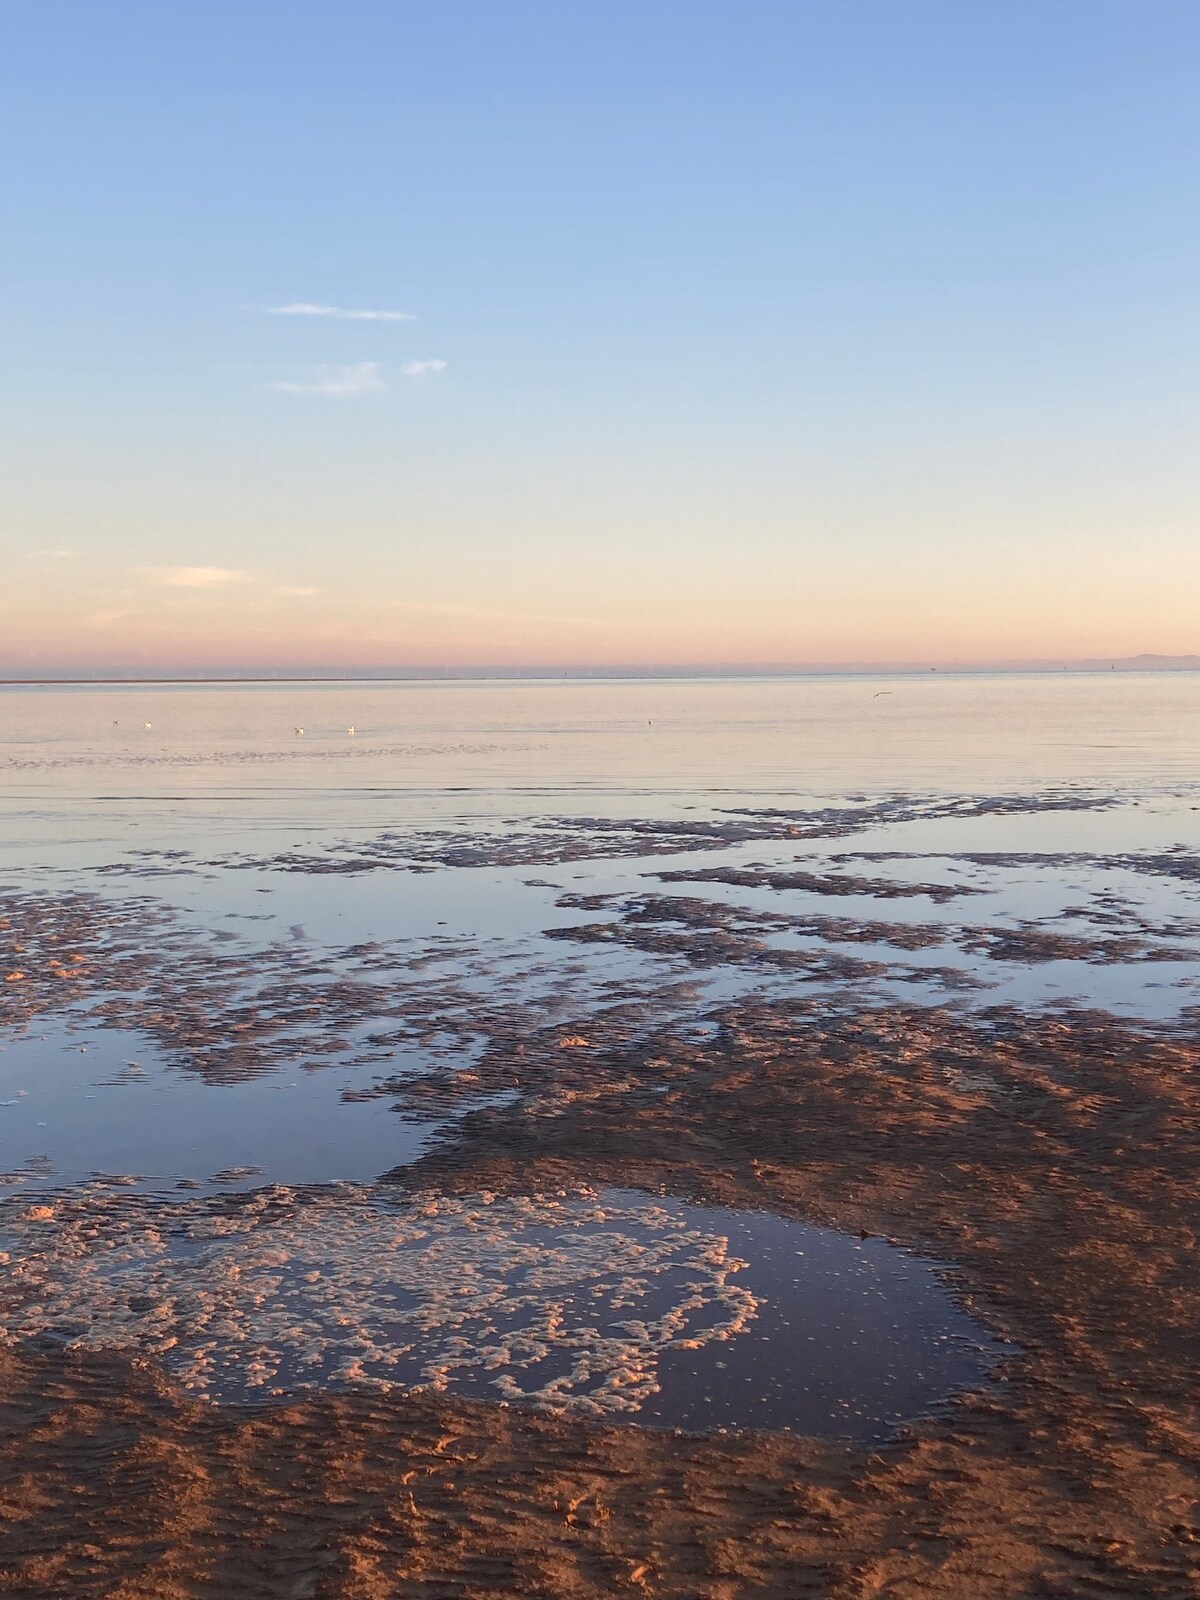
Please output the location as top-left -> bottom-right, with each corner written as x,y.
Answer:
263,302 -> 415,322
401,360 -> 447,377
269,361 -> 385,397
140,567 -> 251,588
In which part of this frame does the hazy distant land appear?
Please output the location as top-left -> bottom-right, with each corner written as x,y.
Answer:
2,653 -> 1199,684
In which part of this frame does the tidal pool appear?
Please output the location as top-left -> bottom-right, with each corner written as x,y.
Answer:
0,1183 -> 1000,1441
0,1022 -> 434,1194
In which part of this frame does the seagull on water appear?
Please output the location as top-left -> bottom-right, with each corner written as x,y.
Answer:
294,725 -> 305,735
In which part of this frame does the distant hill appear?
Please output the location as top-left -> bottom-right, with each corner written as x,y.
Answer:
1074,655 -> 1200,671
2,655 -> 1199,682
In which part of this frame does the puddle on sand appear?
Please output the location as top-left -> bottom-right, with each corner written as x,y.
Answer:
0,1184 -> 1000,1441
637,1201 -> 1001,1437
0,1024 -> 436,1194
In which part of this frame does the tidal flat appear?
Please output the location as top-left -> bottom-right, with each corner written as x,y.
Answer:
1,675 -> 1199,1597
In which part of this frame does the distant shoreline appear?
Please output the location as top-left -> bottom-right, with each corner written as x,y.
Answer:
2,660 -> 1199,688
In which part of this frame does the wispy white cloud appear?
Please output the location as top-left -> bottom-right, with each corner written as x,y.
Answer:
140,566 -> 251,588
271,585 -> 322,598
85,609 -> 133,629
28,548 -> 74,559
401,359 -> 447,377
269,361 -> 385,398
262,302 -> 415,322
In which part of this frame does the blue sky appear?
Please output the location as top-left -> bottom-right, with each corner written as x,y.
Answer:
4,1 -> 1199,667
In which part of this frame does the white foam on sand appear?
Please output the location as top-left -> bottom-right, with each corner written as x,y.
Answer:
0,1186 -> 758,1416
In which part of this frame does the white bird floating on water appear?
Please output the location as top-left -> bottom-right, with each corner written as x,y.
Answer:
143,722 -> 152,730
347,725 -> 355,735
294,725 -> 305,736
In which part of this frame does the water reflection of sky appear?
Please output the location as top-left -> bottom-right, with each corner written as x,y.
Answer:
0,1021 -> 431,1195
3,673 -> 1200,796
0,677 -> 1196,1433
4,800 -> 1200,1204
0,1180 -> 1003,1441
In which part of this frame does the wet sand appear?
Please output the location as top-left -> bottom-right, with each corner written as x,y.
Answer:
3,683 -> 1200,1600
3,991 -> 1199,1595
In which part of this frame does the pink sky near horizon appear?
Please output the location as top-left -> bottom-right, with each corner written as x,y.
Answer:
4,527 -> 1199,671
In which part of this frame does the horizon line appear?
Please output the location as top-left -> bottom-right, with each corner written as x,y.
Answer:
2,652 -> 1199,686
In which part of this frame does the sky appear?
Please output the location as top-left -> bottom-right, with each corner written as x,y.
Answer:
3,0 -> 1199,671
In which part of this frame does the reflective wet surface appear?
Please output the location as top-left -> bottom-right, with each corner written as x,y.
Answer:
2,674 -> 1198,1435
0,1183 -> 1000,1439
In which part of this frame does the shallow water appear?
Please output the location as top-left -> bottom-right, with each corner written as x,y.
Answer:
3,671 -> 1200,795
0,1183 -> 999,1440
1,674 -> 1197,1434
0,1020 -> 431,1194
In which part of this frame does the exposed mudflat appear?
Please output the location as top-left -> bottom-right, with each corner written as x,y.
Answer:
3,677 -> 1200,1597
2,996 -> 1199,1596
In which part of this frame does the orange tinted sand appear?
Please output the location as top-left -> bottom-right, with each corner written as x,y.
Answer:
3,999 -> 1199,1596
